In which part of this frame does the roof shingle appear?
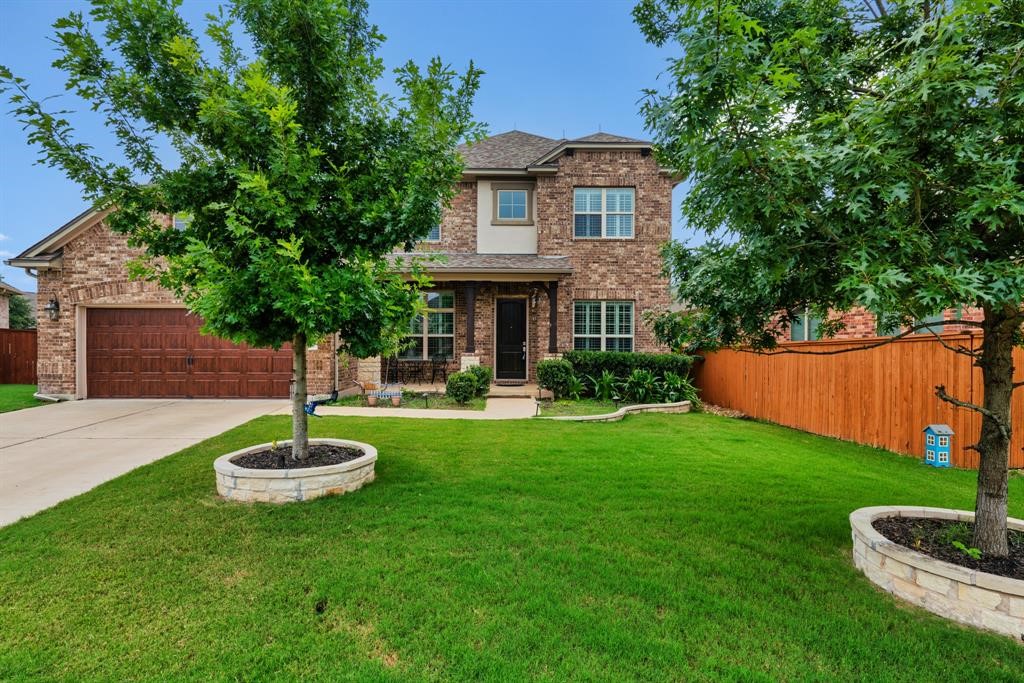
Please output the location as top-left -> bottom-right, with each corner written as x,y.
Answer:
388,252 -> 572,274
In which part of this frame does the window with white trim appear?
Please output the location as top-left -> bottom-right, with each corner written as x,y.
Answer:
926,435 -> 935,446
574,301 -> 634,351
790,310 -> 821,341
401,291 -> 454,359
574,188 -> 634,238
938,436 -> 949,447
939,452 -> 949,463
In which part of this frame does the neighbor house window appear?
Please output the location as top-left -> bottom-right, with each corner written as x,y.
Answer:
425,224 -> 441,242
574,301 -> 633,351
402,291 -> 454,360
790,310 -> 821,341
574,188 -> 634,238
491,184 -> 534,225
173,214 -> 191,231
912,312 -> 946,335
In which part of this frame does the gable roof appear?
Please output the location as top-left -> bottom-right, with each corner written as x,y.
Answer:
459,130 -> 654,171
5,206 -> 106,270
0,280 -> 23,296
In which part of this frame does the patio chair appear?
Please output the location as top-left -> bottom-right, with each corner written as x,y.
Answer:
430,355 -> 450,384
402,360 -> 425,385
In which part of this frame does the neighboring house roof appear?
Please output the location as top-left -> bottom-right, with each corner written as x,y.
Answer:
388,252 -> 572,278
0,280 -> 23,296
459,129 -> 658,172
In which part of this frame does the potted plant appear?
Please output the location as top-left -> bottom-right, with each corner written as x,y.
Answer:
390,391 -> 402,407
367,393 -> 379,407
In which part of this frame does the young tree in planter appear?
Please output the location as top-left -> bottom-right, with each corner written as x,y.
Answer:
1,0 -> 481,461
636,0 -> 1023,555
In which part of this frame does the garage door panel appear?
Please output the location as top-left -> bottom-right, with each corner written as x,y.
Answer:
87,309 -> 293,398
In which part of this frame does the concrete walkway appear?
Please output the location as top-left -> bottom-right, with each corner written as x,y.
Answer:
297,397 -> 538,420
0,399 -> 285,527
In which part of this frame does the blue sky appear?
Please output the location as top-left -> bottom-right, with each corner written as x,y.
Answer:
0,0 -> 689,292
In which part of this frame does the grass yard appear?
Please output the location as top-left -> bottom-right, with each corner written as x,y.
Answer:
0,384 -> 44,413
1,414 -> 1023,681
330,393 -> 486,410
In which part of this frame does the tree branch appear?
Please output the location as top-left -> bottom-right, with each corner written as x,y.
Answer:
935,385 -> 1010,440
738,320 -> 981,357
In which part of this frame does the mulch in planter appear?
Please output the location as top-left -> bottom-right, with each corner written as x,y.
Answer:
231,444 -> 364,470
872,517 -> 1024,580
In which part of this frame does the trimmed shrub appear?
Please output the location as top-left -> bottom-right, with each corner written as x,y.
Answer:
466,364 -> 492,396
536,358 -> 574,399
563,351 -> 695,385
445,372 -> 478,404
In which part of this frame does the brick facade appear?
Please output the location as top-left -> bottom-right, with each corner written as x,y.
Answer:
33,216 -> 335,398
782,306 -> 986,342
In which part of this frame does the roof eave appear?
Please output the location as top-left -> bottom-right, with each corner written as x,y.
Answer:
6,254 -> 63,270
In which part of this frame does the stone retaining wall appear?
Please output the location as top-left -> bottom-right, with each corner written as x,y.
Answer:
540,400 -> 692,422
214,438 -> 377,503
850,506 -> 1023,641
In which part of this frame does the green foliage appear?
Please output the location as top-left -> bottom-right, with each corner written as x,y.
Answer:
635,0 -> 1024,350
445,371 -> 477,405
622,368 -> 659,404
0,0 -> 482,455
661,371 -> 701,407
564,374 -> 585,401
465,364 -> 492,397
7,294 -> 35,329
952,540 -> 983,561
562,351 -> 695,383
536,358 -> 575,399
588,370 -> 619,402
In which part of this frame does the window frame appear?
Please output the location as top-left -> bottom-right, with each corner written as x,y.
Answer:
401,291 -> 455,360
424,224 -> 441,243
790,310 -> 822,342
491,183 -> 534,225
573,300 -> 635,352
573,187 -> 635,240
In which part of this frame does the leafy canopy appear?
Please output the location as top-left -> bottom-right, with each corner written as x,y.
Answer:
7,293 -> 35,330
635,0 -> 1024,350
1,0 -> 482,355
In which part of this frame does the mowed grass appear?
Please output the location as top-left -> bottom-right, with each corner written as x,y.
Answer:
1,414 -> 1023,681
0,384 -> 44,413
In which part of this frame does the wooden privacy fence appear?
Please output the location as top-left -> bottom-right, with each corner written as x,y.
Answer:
693,333 -> 1024,469
0,329 -> 37,385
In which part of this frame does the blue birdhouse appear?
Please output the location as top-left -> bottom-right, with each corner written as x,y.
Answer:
923,424 -> 954,468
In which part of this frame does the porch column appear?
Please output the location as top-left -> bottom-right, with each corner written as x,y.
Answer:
547,281 -> 558,353
464,283 -> 476,353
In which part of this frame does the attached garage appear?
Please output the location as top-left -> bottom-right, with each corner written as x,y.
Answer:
85,308 -> 293,398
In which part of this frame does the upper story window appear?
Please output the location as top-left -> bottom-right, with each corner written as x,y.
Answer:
425,224 -> 441,242
574,188 -> 634,239
173,214 -> 191,231
491,183 -> 534,225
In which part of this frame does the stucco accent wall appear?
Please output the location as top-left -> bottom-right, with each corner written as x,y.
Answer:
0,295 -> 9,329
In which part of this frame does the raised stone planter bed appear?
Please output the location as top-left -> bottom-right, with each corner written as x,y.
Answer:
539,400 -> 692,422
850,506 -> 1024,641
214,438 -> 377,503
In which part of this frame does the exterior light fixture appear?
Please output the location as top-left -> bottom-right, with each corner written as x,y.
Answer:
43,297 -> 60,321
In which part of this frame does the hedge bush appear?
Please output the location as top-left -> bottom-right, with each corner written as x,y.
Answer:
562,351 -> 695,383
445,372 -> 478,404
536,358 -> 574,399
465,364 -> 492,396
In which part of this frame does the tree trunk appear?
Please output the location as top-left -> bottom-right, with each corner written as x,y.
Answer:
972,305 -> 1017,556
292,331 -> 309,462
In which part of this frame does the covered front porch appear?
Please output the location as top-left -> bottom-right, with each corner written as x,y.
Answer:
359,253 -> 573,387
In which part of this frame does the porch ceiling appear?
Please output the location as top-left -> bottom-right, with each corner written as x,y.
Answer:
387,252 -> 572,282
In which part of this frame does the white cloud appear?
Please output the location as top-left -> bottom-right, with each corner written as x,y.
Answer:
0,233 -> 9,241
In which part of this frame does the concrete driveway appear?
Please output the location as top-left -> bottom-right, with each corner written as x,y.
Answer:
0,399 -> 286,527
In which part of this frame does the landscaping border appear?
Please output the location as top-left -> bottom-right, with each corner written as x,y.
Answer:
850,506 -> 1023,641
538,400 -> 692,422
214,438 -> 377,503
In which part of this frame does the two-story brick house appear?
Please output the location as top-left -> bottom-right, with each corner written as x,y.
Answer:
7,130 -> 676,399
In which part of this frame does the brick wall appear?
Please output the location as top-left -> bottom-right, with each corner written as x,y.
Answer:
35,215 -> 335,397
780,306 -> 988,342
537,149 -> 674,353
417,181 -> 477,253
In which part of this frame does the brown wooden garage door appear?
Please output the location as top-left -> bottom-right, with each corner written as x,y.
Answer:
86,308 -> 293,398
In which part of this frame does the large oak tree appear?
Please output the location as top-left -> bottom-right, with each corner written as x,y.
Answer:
636,0 -> 1023,554
2,0 -> 481,460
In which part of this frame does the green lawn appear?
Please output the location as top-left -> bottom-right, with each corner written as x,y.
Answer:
538,398 -> 628,416
1,414 -> 1022,681
330,393 -> 486,411
0,384 -> 44,413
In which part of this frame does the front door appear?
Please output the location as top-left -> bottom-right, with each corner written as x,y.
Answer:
495,298 -> 527,380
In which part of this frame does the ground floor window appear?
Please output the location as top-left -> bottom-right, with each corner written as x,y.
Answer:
401,291 -> 454,359
573,301 -> 633,351
790,310 -> 821,341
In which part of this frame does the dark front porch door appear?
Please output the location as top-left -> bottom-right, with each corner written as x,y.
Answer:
495,298 -> 527,380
